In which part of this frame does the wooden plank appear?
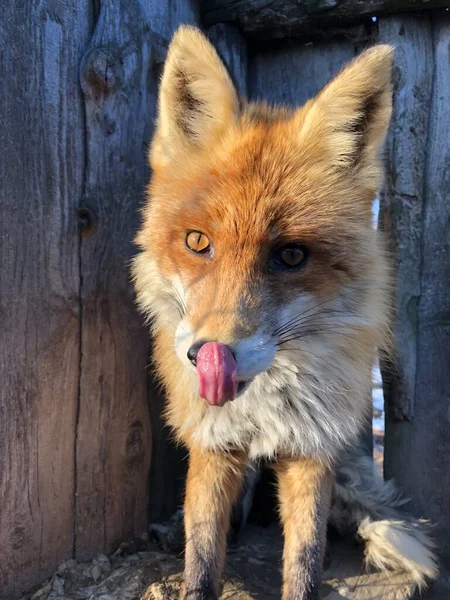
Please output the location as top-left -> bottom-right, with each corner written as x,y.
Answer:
75,0 -> 200,555
378,16 -> 434,420
75,1 -> 154,560
378,12 -> 450,559
145,3 -> 200,525
0,1 -> 91,597
248,39 -> 356,107
146,0 -> 198,40
200,0 -> 449,42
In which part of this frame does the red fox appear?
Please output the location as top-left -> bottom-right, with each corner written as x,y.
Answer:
133,26 -> 437,600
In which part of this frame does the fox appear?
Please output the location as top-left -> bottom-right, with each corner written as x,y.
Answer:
132,26 -> 437,600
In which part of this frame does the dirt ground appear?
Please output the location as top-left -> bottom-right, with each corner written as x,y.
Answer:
22,517 -> 450,600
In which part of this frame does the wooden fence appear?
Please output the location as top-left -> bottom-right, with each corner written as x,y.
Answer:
1,1 -> 448,597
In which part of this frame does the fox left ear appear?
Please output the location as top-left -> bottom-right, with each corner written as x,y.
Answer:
151,26 -> 239,168
298,45 -> 394,173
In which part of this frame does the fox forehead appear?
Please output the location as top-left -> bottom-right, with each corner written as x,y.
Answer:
140,126 -> 372,316
147,116 -> 369,250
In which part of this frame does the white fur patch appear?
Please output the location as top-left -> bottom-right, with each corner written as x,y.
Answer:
359,518 -> 437,587
186,345 -> 368,461
175,320 -> 197,368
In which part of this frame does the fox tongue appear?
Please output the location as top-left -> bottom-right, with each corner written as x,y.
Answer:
196,342 -> 238,407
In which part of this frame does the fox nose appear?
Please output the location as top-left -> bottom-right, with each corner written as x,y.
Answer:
187,341 -> 236,366
187,340 -> 206,366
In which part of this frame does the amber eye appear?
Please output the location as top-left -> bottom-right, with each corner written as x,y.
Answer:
270,245 -> 308,272
185,230 -> 211,255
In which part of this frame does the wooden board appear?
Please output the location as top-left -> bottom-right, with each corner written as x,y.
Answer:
75,0 -> 173,560
248,39 -> 356,107
201,0 -> 449,42
75,0 -> 200,552
0,2 -> 91,597
378,12 -> 450,560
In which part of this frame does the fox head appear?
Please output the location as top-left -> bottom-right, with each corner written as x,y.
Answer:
133,26 -> 393,408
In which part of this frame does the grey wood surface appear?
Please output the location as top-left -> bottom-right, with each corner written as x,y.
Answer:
75,0 -> 198,563
75,0 -> 156,561
249,39 -> 356,107
379,13 -> 450,561
201,0 -> 450,42
0,1 -> 91,598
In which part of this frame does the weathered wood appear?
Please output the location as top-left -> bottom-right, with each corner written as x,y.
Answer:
379,13 -> 450,559
76,0 -> 199,538
0,2 -> 91,598
249,39 -> 356,106
201,0 -> 449,42
378,17 -> 434,421
75,1 -> 169,560
146,0 -> 198,40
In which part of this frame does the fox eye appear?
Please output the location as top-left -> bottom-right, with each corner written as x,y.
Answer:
270,245 -> 308,271
185,230 -> 211,254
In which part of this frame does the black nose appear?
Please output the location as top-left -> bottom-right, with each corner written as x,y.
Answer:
187,340 -> 207,366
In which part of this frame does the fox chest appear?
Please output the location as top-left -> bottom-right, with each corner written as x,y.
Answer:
185,371 -> 365,461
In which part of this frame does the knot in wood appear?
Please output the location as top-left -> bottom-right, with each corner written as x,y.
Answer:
77,206 -> 96,235
81,48 -> 123,102
393,65 -> 404,93
125,421 -> 146,467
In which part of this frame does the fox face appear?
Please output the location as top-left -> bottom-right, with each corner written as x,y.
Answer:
133,27 -> 393,457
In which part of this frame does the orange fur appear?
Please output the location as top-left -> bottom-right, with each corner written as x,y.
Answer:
132,25 -> 400,600
183,447 -> 246,597
276,459 -> 333,600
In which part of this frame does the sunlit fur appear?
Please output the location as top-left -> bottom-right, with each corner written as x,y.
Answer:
132,26 -> 436,594
133,26 -> 392,461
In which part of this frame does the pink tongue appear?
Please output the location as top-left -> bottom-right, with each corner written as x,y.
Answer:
196,342 -> 238,407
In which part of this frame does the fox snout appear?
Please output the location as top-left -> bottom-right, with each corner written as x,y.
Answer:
175,320 -> 276,406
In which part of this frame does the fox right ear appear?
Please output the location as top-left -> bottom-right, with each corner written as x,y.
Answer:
297,45 -> 394,176
151,26 -> 239,168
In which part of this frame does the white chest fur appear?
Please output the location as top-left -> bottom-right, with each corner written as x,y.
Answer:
187,352 -> 369,462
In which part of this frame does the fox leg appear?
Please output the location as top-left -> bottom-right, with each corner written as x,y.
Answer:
183,446 -> 246,600
276,458 -> 333,600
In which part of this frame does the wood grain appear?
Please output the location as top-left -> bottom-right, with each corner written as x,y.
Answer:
201,0 -> 449,42
76,0 -> 200,548
248,39 -> 356,107
75,0 -> 161,560
379,12 -> 450,559
0,1 -> 91,597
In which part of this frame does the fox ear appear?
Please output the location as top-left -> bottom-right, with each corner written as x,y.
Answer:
298,45 -> 394,173
151,26 -> 239,167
